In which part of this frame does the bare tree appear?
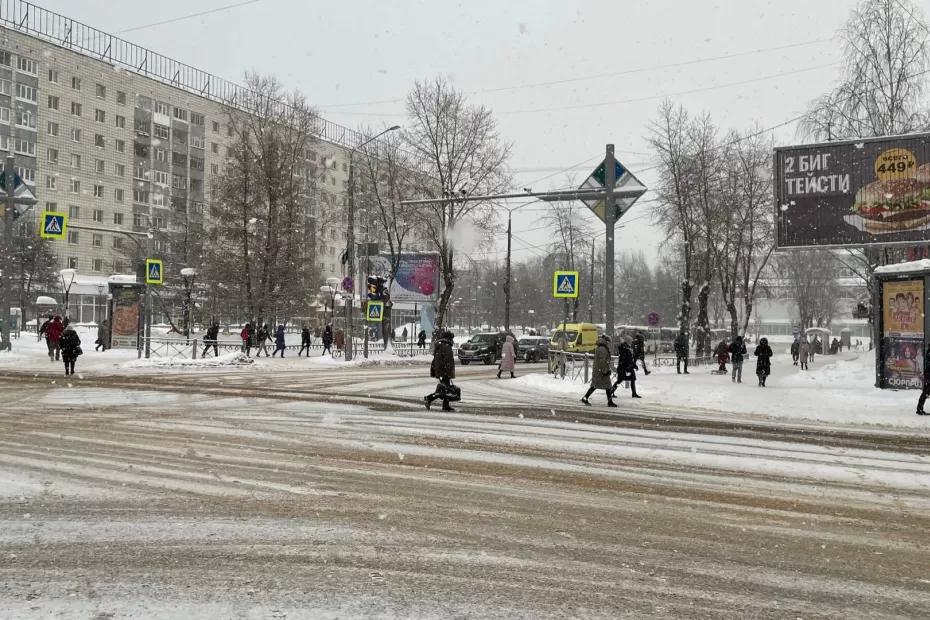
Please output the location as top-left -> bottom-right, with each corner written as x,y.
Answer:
11,223 -> 57,328
206,73 -> 320,325
801,0 -> 930,141
777,250 -> 846,329
546,189 -> 592,321
403,77 -> 511,328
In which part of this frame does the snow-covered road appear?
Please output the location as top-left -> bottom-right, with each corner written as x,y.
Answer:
1,368 -> 929,618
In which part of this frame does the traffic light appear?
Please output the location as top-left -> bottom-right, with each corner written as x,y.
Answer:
367,276 -> 388,300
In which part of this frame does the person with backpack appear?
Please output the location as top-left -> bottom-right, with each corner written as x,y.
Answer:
321,324 -> 334,356
240,323 -> 254,357
581,334 -> 618,407
417,330 -> 427,350
298,325 -> 312,357
754,337 -> 773,387
272,325 -> 287,357
59,319 -> 82,376
611,339 -> 642,399
425,331 -> 457,412
729,335 -> 747,383
202,321 -> 220,358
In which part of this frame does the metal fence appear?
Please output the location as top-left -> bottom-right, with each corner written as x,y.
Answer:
546,351 -> 716,383
138,338 -> 437,360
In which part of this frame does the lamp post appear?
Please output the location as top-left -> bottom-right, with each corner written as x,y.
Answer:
345,125 -> 401,361
180,267 -> 198,338
503,202 -> 535,332
58,268 -> 77,320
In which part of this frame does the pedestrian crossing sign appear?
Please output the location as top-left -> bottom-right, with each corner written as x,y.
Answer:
366,300 -> 384,322
552,271 -> 579,298
40,211 -> 67,239
145,259 -> 164,285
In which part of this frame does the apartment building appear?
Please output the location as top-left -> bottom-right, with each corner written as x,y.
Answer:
0,3 -> 357,290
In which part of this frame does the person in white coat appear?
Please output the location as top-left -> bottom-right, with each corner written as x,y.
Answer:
497,335 -> 517,379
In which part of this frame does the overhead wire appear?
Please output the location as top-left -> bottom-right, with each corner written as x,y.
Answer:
114,0 -> 263,34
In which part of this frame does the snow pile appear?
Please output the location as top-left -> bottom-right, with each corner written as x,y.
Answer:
309,354 -> 430,369
122,352 -> 254,369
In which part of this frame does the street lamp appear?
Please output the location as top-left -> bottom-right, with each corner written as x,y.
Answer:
345,124 -> 401,361
503,202 -> 537,331
58,268 -> 77,320
180,267 -> 198,338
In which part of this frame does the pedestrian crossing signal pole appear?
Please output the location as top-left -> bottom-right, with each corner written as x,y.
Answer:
604,144 -> 617,344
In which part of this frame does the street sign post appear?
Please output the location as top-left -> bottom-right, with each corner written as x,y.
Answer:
366,300 -> 384,322
578,156 -> 647,223
553,271 -> 579,299
40,211 -> 67,239
145,259 -> 164,285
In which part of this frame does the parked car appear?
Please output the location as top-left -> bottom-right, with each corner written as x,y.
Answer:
457,331 -> 518,365
517,335 -> 549,363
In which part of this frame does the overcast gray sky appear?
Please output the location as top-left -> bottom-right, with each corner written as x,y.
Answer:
41,0 -> 866,264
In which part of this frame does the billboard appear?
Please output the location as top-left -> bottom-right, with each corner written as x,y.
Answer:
881,279 -> 925,389
108,283 -> 144,349
775,133 -> 930,248
365,252 -> 440,303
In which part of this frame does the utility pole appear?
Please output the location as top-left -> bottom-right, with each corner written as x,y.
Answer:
604,144 -> 617,342
589,240 -> 595,323
0,155 -> 37,352
504,212 -> 512,331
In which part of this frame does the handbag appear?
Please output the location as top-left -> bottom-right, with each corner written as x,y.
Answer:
75,346 -> 83,356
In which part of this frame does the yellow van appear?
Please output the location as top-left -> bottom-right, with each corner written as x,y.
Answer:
549,322 -> 599,353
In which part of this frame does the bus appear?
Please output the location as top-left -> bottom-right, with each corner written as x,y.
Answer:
615,325 -> 678,355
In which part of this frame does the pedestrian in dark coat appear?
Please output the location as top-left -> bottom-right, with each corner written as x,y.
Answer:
582,335 -> 617,407
425,331 -> 457,411
611,340 -> 642,399
272,325 -> 287,357
255,324 -> 271,357
202,322 -> 219,357
915,344 -> 930,415
674,331 -> 689,374
38,315 -> 51,342
715,340 -> 730,372
334,327 -> 345,352
790,338 -> 800,365
754,337 -> 773,387
59,321 -> 81,376
46,315 -> 64,362
799,339 -> 810,370
96,319 -> 110,352
321,324 -> 334,356
299,326 -> 312,357
417,330 -> 427,350
729,336 -> 747,383
632,333 -> 651,375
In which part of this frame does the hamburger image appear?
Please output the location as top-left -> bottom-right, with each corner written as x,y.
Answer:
852,175 -> 930,232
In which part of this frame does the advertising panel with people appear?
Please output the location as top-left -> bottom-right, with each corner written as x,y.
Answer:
775,133 -> 930,248
108,283 -> 144,349
881,279 -> 925,389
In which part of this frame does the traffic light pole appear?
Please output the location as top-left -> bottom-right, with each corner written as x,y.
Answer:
0,155 -> 37,352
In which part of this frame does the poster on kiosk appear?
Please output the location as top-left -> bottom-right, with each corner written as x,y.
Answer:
881,279 -> 924,389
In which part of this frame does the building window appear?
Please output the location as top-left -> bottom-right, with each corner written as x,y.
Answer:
211,142 -> 218,154
155,148 -> 165,162
115,139 -> 126,153
47,68 -> 58,83
67,230 -> 79,245
190,179 -> 203,192
94,134 -> 105,148
95,109 -> 106,123
71,76 -> 81,90
173,107 -> 188,122
47,121 -> 59,136
46,201 -> 58,211
70,102 -> 82,116
134,143 -> 148,158
16,56 -> 37,74
133,213 -> 144,227
47,148 -> 58,164
115,115 -> 126,129
153,170 -> 169,185
70,154 -> 81,169
14,139 -> 35,156
155,101 -> 169,115
45,175 -> 57,190
153,124 -> 169,140
212,121 -> 219,133
47,95 -> 59,110
15,83 -> 36,102
134,162 -> 147,180
133,189 -> 149,204
152,192 -> 167,207
116,90 -> 126,105
190,112 -> 204,126
172,174 -> 186,189
114,163 -> 125,177
172,152 -> 187,167
0,51 -> 10,66
112,237 -> 123,249
0,80 -> 10,96
113,213 -> 124,225
227,125 -> 233,137
92,258 -> 104,272
70,128 -> 81,142
114,188 -> 125,203
70,179 -> 80,194
190,157 -> 203,171
95,83 -> 105,99
68,257 -> 78,269
210,163 -> 219,175
92,209 -> 104,223
93,184 -> 104,198
16,110 -> 35,129
191,135 -> 203,149
174,130 -> 187,145
92,233 -> 103,248
0,107 -> 8,124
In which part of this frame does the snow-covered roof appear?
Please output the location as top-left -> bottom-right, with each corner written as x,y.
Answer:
874,259 -> 930,276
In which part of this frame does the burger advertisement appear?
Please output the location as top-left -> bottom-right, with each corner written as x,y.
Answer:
775,133 -> 930,248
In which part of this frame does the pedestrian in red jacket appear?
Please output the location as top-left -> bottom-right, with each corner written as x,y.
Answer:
45,315 -> 64,362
